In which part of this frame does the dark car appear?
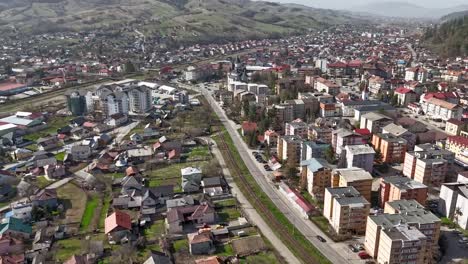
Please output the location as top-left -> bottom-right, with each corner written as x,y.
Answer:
316,235 -> 326,242
348,244 -> 358,252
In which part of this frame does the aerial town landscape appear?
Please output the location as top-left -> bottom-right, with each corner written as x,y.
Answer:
0,0 -> 467,264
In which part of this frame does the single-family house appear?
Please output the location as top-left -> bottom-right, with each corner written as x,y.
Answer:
10,202 -> 33,221
37,137 -> 60,151
143,251 -> 172,264
0,217 -> 32,240
106,113 -> 128,127
188,228 -> 215,255
181,167 -> 203,193
166,204 -> 215,233
201,177 -> 225,197
70,145 -> 92,161
104,211 -> 132,243
0,185 -> 15,202
32,189 -> 58,208
0,235 -> 24,255
44,164 -> 66,179
0,254 -> 25,264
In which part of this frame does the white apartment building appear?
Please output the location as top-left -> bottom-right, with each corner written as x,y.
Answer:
439,182 -> 468,230
345,144 -> 375,173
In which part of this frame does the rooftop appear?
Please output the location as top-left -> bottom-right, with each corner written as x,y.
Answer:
361,112 -> 392,122
334,167 -> 373,182
382,176 -> 427,191
345,144 -> 375,155
326,186 -> 370,206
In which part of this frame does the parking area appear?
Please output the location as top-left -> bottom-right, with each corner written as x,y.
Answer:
439,227 -> 468,264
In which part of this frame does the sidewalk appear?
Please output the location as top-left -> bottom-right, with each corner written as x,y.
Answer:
208,138 -> 301,264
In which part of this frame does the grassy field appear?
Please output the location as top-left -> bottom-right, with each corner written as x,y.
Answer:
218,207 -> 241,222
214,198 -> 237,208
311,216 -> 330,234
99,196 -> 111,229
80,195 -> 99,231
214,129 -> 332,264
188,146 -> 211,160
55,239 -> 83,262
173,239 -> 189,252
55,152 -> 66,161
24,116 -> 74,141
36,176 -> 54,189
144,220 -> 166,238
215,243 -> 235,256
57,183 -> 87,226
146,161 -> 209,192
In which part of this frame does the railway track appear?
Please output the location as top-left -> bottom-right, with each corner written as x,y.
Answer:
216,132 -> 321,264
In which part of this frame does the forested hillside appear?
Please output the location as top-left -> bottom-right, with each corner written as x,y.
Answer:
424,15 -> 468,58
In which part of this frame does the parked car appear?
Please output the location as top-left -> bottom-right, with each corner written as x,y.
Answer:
348,244 -> 358,252
358,252 -> 371,259
316,235 -> 326,242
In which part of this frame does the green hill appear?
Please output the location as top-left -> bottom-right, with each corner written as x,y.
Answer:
424,15 -> 468,58
0,0 -> 360,43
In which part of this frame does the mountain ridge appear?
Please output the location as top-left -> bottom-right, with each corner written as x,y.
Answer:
0,0 -> 363,44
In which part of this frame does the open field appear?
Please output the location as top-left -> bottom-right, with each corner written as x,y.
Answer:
57,183 -> 87,226
80,195 -> 99,231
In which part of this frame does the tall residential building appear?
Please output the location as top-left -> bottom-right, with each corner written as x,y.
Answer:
324,186 -> 370,235
360,112 -> 393,134
344,144 -> 375,173
300,158 -> 332,201
308,125 -> 333,143
332,129 -> 364,156
277,135 -> 302,165
379,176 -> 428,208
438,182 -> 468,230
285,120 -> 308,139
446,136 -> 468,167
301,141 -> 330,161
365,200 -> 441,263
403,149 -> 449,188
420,97 -> 462,121
128,86 -> 152,113
66,91 -> 87,116
382,123 -> 416,150
331,167 -> 373,202
372,133 -> 407,163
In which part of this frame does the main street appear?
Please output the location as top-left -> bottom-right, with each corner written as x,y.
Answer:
180,82 -> 365,264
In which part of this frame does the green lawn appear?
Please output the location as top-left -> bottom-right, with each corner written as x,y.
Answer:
146,161 -> 208,192
144,220 -> 165,238
188,146 -> 211,159
55,152 -> 66,161
24,116 -> 74,141
213,129 -> 332,264
80,195 -> 99,231
311,216 -> 330,234
99,196 -> 111,229
55,239 -> 83,262
214,199 -> 237,208
215,243 -> 234,256
218,207 -> 241,222
36,176 -> 54,189
173,239 -> 188,251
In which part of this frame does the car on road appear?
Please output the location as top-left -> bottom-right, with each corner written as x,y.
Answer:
316,235 -> 326,242
348,244 -> 359,252
358,252 -> 371,259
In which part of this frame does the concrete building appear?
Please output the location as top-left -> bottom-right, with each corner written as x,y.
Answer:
285,120 -> 308,139
446,136 -> 468,167
382,123 -> 416,150
344,144 -> 375,173
439,182 -> 468,230
420,97 -> 462,121
300,158 -> 332,201
301,141 -> 330,161
395,87 -> 419,106
324,186 -> 370,235
332,129 -> 364,157
360,112 -> 393,134
128,86 -> 152,114
308,125 -> 332,143
445,119 -> 468,136
372,133 -> 407,163
365,200 -> 441,264
313,77 -> 341,96
376,225 -> 427,264
403,148 -> 450,188
331,167 -> 373,202
379,176 -> 428,208
277,135 -> 302,165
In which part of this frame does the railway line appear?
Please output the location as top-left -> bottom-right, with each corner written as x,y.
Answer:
216,132 -> 323,264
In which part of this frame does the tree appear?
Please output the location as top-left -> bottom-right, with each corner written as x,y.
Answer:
390,95 -> 398,106
124,61 -> 136,73
324,146 -> 337,164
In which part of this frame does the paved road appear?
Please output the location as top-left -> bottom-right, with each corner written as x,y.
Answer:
189,85 -> 365,264
208,137 -> 301,264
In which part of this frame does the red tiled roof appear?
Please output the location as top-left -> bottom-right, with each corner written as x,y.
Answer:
241,121 -> 258,132
0,82 -> 27,92
354,128 -> 371,136
105,211 -> 132,234
448,136 -> 468,147
395,87 -> 413,94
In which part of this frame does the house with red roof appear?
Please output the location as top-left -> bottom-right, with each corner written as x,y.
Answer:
241,121 -> 257,136
278,182 -> 315,217
395,87 -> 418,106
104,211 -> 132,243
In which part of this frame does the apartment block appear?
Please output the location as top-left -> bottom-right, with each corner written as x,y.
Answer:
360,112 -> 393,134
308,125 -> 333,143
344,144 -> 375,173
331,167 -> 373,202
403,147 -> 452,188
301,141 -> 330,161
439,182 -> 468,230
382,123 -> 416,150
372,133 -> 407,163
324,186 -> 370,235
365,200 -> 441,264
277,135 -> 302,165
285,120 -> 308,139
446,136 -> 468,167
380,176 -> 428,208
300,158 -> 332,201
332,129 -> 364,156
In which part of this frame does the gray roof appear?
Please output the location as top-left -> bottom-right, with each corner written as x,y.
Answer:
361,112 -> 392,122
333,167 -> 373,182
383,176 -> 427,190
345,144 -> 375,155
382,123 -> 409,136
326,186 -> 370,206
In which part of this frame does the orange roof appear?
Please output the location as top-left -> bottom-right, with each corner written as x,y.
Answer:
125,166 -> 139,176
427,97 -> 458,110
195,256 -> 222,264
241,121 -> 257,132
104,211 -> 132,234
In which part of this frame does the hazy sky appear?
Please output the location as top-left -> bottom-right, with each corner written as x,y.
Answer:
265,0 -> 467,9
